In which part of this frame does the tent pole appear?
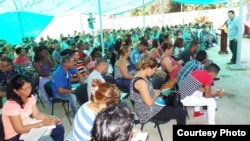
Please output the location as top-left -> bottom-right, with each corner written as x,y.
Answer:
18,12 -> 24,38
161,0 -> 165,26
98,0 -> 105,56
230,0 -> 246,70
112,15 -> 115,31
228,0 -> 234,10
18,1 -> 24,38
80,13 -> 83,33
181,3 -> 184,24
142,0 -> 145,29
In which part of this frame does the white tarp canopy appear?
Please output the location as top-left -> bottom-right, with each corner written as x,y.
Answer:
0,0 -> 155,16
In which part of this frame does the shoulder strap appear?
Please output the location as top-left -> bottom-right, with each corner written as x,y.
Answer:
115,58 -> 125,66
133,77 -> 146,93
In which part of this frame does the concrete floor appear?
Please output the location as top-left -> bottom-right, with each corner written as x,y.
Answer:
38,37 -> 250,141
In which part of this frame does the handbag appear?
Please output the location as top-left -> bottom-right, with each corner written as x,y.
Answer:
164,91 -> 180,107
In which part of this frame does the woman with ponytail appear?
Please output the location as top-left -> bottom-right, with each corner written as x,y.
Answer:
73,79 -> 121,141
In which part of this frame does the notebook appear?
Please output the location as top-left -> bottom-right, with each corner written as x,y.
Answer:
19,119 -> 56,141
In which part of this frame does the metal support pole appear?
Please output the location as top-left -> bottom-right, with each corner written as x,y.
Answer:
181,4 -> 184,24
112,15 -> 115,31
161,0 -> 165,26
80,13 -> 83,33
142,0 -> 145,29
230,0 -> 246,70
18,12 -> 24,38
228,0 -> 234,10
98,0 -> 105,56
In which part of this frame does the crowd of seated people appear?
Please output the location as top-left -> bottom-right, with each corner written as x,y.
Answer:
0,21 -> 223,140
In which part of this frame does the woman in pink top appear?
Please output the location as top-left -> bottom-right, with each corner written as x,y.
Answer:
160,42 -> 183,79
2,75 -> 64,141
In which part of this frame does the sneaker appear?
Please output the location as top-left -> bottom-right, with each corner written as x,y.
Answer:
193,111 -> 205,118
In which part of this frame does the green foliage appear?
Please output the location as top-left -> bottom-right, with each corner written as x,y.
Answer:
127,0 -> 250,17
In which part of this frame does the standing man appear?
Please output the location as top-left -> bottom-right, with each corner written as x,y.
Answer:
88,13 -> 95,36
227,10 -> 239,65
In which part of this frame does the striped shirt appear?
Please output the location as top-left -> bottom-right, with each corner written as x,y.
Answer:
73,60 -> 88,78
73,101 -> 96,141
178,70 -> 212,100
177,60 -> 204,83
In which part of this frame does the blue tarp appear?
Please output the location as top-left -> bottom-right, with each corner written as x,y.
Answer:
0,12 -> 53,45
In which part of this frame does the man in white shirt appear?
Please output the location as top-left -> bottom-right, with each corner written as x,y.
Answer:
87,57 -> 109,99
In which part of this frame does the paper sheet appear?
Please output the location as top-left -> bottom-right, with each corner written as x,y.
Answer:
131,132 -> 148,141
19,119 -> 56,140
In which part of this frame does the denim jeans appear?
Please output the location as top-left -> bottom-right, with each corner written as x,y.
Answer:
55,93 -> 78,117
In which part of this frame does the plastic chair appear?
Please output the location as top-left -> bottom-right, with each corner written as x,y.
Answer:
75,83 -> 88,106
30,72 -> 45,108
43,81 -> 72,125
130,99 -> 167,141
140,119 -> 168,141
